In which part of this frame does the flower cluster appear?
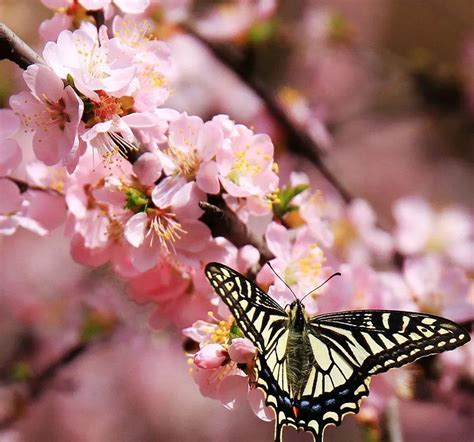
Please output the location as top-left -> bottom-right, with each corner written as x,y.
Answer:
1,1 -> 472,438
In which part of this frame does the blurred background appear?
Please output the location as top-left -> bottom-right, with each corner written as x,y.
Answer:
0,0 -> 473,441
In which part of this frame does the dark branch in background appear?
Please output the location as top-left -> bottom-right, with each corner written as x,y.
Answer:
182,24 -> 353,203
0,339 -> 99,431
28,342 -> 87,399
0,22 -> 44,69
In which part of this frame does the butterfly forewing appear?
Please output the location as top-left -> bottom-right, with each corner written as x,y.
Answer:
310,310 -> 470,376
205,263 -> 287,351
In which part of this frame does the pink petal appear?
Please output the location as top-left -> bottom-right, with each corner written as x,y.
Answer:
0,179 -> 22,214
248,388 -> 274,422
197,120 -> 223,160
0,139 -> 22,176
265,222 -> 292,258
128,242 -> 162,273
124,212 -> 148,247
23,64 -> 64,102
228,338 -> 256,364
168,113 -> 202,149
218,371 -> 249,410
70,234 -> 111,267
175,220 -> 211,253
113,0 -> 149,13
151,176 -> 186,208
133,152 -> 162,185
0,109 -> 20,139
196,161 -> 220,194
172,181 -> 204,219
194,344 -> 228,369
23,190 -> 66,231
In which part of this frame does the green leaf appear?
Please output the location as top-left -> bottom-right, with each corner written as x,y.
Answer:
229,322 -> 245,341
272,183 -> 309,218
124,187 -> 150,213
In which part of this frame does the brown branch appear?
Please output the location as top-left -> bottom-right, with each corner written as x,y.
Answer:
182,24 -> 352,203
0,22 -> 44,69
199,196 -> 274,264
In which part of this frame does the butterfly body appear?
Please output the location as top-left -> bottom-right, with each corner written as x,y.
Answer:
285,301 -> 315,411
204,262 -> 470,442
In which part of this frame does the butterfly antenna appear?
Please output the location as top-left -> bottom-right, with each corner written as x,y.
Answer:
300,272 -> 341,302
267,262 -> 298,301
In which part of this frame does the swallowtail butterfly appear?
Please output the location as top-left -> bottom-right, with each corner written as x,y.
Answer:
205,262 -> 470,442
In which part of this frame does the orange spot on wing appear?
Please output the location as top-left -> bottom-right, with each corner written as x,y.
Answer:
293,406 -> 299,417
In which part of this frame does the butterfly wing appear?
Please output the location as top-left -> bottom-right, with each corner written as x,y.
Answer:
204,262 -> 288,352
205,263 -> 294,441
291,310 -> 471,441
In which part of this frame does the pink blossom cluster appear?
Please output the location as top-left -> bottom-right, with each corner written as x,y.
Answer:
1,2 -> 472,435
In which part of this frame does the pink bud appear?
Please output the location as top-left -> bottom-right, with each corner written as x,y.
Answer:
194,344 -> 228,369
228,338 -> 256,364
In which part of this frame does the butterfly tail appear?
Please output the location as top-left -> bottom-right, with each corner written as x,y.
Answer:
273,418 -> 284,442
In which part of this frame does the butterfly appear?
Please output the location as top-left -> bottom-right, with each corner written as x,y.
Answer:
205,262 -> 471,442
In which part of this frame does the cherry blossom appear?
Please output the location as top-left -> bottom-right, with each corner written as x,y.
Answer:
9,64 -> 84,172
217,123 -> 278,214
0,109 -> 22,176
43,22 -> 136,101
159,112 -> 222,193
257,222 -> 331,314
111,16 -> 171,111
403,255 -> 474,322
394,196 -> 473,270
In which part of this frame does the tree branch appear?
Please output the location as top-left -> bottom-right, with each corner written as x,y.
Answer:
182,24 -> 352,203
0,331 -> 114,430
0,22 -> 44,69
199,196 -> 274,264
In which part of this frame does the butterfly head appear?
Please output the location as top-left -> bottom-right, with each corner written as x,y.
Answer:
288,299 -> 308,332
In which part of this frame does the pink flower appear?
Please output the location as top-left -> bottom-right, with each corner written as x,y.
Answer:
403,255 -> 474,322
127,262 -> 215,328
194,343 -> 228,369
332,198 -> 394,264
43,22 -> 136,101
123,176 -> 210,272
159,112 -> 222,193
0,178 -> 66,236
228,338 -> 256,364
9,64 -> 84,173
318,263 -> 417,314
111,16 -> 171,110
257,222 -> 330,314
184,314 -> 269,418
39,11 -> 73,42
0,109 -> 21,176
81,115 -> 136,161
195,0 -> 276,41
217,124 -> 278,212
394,196 -> 473,270
81,0 -> 150,13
